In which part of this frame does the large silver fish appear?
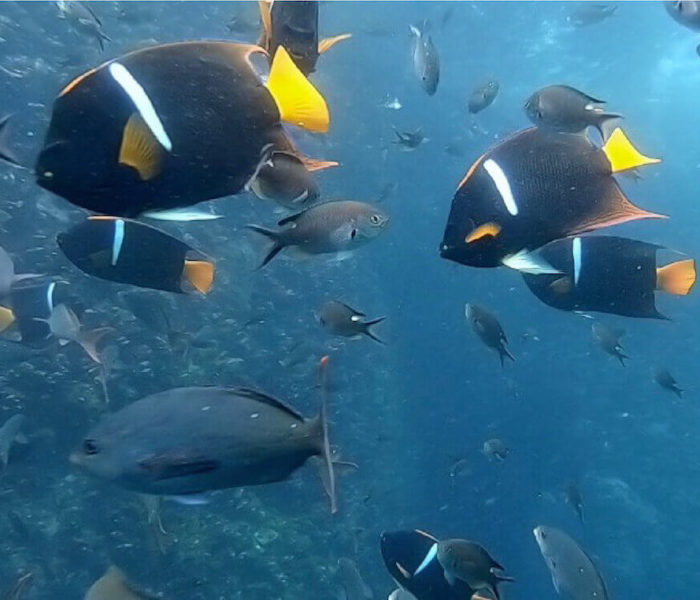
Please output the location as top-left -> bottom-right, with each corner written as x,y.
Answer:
248,200 -> 389,267
409,22 -> 439,95
71,358 -> 338,512
533,526 -> 609,600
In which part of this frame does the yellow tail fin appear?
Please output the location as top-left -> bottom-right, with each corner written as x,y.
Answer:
656,259 -> 696,296
465,222 -> 501,244
183,260 -> 214,294
265,46 -> 329,133
318,33 -> 352,54
602,128 -> 660,174
119,114 -> 164,180
0,306 -> 15,332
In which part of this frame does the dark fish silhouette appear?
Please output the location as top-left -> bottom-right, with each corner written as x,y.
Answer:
592,322 -> 628,366
465,304 -> 514,366
654,368 -> 684,398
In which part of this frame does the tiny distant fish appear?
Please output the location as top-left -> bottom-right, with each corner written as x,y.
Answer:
55,0 -> 111,51
392,128 -> 427,150
654,368 -> 684,398
482,438 -> 508,462
563,481 -> 585,523
566,3 -> 618,27
0,414 -> 25,469
319,300 -> 385,344
409,22 -> 439,95
465,304 -> 514,367
247,200 -> 389,267
468,80 -> 499,114
533,526 -> 609,600
592,322 -> 628,366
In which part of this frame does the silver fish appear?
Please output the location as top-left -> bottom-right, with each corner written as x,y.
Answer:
248,200 -> 389,267
41,303 -> 112,364
592,322 -> 628,366
319,300 -> 385,344
56,0 -> 111,51
482,438 -> 508,462
248,151 -> 320,210
533,526 -> 609,600
409,22 -> 439,95
0,414 -> 24,469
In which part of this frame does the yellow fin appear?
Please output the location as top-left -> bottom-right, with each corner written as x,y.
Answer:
465,222 -> 501,244
265,46 -> 329,133
318,33 -> 352,54
602,128 -> 660,173
183,260 -> 214,294
656,259 -> 696,296
0,306 -> 15,332
119,114 -> 164,180
549,276 -> 572,295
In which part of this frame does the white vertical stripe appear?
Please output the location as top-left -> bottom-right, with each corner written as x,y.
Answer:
111,219 -> 125,266
108,62 -> 172,151
572,237 -> 582,286
483,158 -> 518,216
413,543 -> 438,576
45,281 -> 56,312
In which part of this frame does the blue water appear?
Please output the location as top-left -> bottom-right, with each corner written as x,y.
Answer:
0,1 -> 698,598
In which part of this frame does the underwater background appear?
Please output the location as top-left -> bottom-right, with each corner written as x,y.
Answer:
1,1 -> 699,598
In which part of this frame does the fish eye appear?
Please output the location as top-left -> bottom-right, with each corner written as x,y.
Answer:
370,214 -> 382,225
83,439 -> 99,455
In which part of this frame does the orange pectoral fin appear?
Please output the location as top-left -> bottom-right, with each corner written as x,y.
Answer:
318,33 -> 352,54
465,222 -> 501,244
183,260 -> 214,294
656,259 -> 696,296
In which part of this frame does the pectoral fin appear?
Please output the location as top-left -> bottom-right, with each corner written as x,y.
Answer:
119,113 -> 164,180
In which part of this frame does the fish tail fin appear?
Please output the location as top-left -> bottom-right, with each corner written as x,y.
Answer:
246,225 -> 285,268
318,33 -> 352,54
0,114 -> 21,168
183,260 -> 215,294
499,346 -> 515,367
363,317 -> 385,344
79,327 -> 113,364
656,259 -> 696,296
602,127 -> 660,173
265,46 -> 329,133
315,355 -> 337,514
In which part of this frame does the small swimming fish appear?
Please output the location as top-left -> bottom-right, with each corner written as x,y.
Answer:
525,85 -> 622,137
393,128 -> 427,150
55,0 -> 111,51
0,414 -> 25,469
414,539 -> 513,600
533,526 -> 609,600
482,438 -> 508,462
654,368 -> 684,398
592,322 -> 628,366
566,3 -> 618,27
564,481 -> 585,523
468,80 -> 499,114
318,300 -> 385,344
409,22 -> 439,95
39,303 -> 112,364
0,245 -> 39,300
465,304 -> 514,366
248,150 -> 320,210
247,200 -> 389,267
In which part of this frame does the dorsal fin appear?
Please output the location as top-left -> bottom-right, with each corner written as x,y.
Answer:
233,387 -> 304,421
278,210 -> 306,227
336,301 -> 364,317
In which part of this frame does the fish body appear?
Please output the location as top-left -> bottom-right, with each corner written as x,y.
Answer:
36,42 -> 328,217
567,3 -> 617,27
592,322 -> 628,366
57,217 -> 214,294
56,0 -> 111,51
42,303 -> 112,364
665,0 -> 700,30
415,539 -> 513,600
71,384 -> 335,505
440,127 -> 662,270
525,85 -> 621,136
564,482 -> 585,523
338,558 -> 373,600
465,304 -> 513,366
249,150 -> 320,209
409,23 -> 439,95
319,300 -> 384,343
379,530 -> 474,600
482,438 -> 508,462
521,236 -> 695,319
468,80 -> 499,114
248,200 -> 389,267
654,368 -> 683,398
393,128 -> 426,149
533,526 -> 609,600
0,414 -> 24,468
